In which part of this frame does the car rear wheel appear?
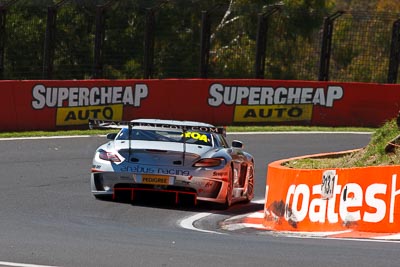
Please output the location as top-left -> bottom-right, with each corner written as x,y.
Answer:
244,166 -> 254,203
218,167 -> 233,210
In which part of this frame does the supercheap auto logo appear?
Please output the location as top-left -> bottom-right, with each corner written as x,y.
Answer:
207,83 -> 343,123
31,84 -> 148,126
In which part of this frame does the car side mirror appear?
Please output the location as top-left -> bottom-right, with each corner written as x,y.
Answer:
232,140 -> 243,149
106,133 -> 117,140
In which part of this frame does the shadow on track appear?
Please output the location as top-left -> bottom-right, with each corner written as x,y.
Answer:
96,190 -> 264,215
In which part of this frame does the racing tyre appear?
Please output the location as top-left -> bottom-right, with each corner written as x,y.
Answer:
216,167 -> 233,210
244,166 -> 254,203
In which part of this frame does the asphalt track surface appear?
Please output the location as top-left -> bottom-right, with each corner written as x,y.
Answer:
0,132 -> 399,267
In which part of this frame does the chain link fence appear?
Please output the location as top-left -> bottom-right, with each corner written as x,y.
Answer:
329,11 -> 398,83
0,1 -> 399,83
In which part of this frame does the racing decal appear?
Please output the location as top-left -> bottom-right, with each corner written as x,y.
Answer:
234,104 -> 312,123
120,165 -> 190,176
213,171 -> 228,177
196,181 -> 217,194
92,164 -> 102,169
134,124 -> 220,134
197,180 -> 221,198
208,83 -> 343,107
142,174 -> 173,185
56,104 -> 123,126
121,165 -> 156,173
182,132 -> 211,143
90,119 -> 225,134
157,167 -> 189,176
204,181 -> 214,188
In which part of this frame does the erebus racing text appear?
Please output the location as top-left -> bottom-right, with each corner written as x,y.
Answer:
120,165 -> 190,176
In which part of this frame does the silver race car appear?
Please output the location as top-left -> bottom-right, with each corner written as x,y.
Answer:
90,119 -> 254,209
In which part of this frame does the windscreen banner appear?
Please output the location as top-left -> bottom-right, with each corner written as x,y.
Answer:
1,79 -> 399,131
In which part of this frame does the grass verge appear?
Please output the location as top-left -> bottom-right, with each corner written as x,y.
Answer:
283,119 -> 400,168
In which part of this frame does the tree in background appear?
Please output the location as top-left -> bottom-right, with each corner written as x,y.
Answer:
327,0 -> 398,82
0,0 -> 398,82
4,1 -> 50,79
206,0 -> 334,79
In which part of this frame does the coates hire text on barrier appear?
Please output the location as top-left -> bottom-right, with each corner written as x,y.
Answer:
264,152 -> 400,233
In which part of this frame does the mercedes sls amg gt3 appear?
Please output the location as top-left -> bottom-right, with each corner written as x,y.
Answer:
90,119 -> 254,209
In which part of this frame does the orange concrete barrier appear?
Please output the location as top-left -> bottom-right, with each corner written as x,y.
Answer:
264,150 -> 400,233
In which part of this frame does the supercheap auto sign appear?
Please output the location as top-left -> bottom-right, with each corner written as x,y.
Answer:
207,83 -> 343,123
0,79 -> 399,131
31,84 -> 148,126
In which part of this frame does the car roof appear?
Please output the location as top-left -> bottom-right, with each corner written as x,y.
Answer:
130,119 -> 215,128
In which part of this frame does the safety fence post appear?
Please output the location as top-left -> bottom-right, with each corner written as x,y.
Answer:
93,5 -> 106,79
0,6 -> 5,80
388,18 -> 400,84
43,6 -> 57,79
0,0 -> 19,80
318,11 -> 344,81
93,1 -> 116,79
199,10 -> 211,78
43,0 -> 74,79
254,6 -> 281,79
144,8 -> 155,79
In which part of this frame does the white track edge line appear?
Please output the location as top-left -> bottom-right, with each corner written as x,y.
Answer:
179,212 -> 224,234
0,261 -> 60,267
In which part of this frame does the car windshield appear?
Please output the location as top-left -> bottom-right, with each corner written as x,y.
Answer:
116,127 -> 213,146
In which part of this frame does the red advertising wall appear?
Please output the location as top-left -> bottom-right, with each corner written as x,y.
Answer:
1,79 -> 400,131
